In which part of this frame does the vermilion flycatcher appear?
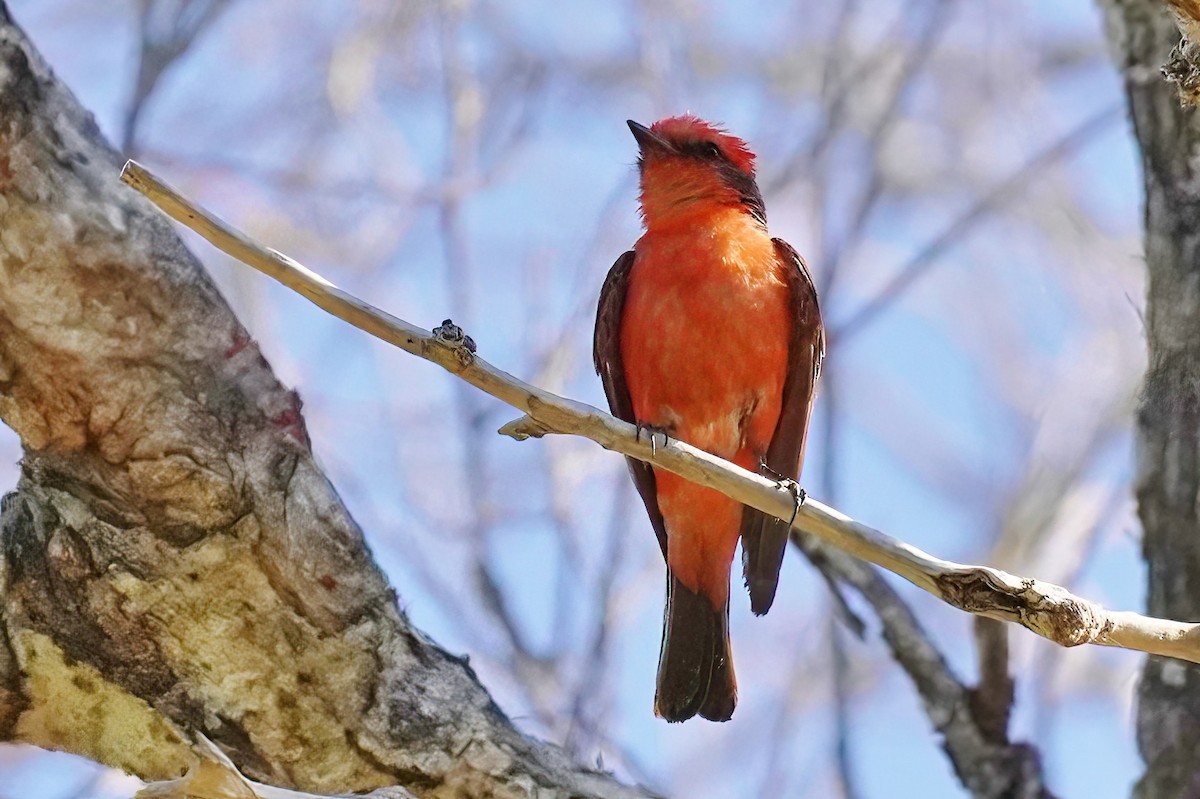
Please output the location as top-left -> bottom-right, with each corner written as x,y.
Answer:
594,115 -> 824,722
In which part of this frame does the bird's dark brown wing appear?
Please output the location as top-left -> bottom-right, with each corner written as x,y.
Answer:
594,250 -> 668,558
740,238 -> 824,615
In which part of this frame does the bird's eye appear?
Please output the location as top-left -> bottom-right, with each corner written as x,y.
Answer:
702,141 -> 723,159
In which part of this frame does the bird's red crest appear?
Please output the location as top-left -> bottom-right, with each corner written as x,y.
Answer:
650,114 -> 756,174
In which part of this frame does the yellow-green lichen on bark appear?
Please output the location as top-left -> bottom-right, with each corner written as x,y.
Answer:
13,629 -> 190,780
108,534 -> 395,791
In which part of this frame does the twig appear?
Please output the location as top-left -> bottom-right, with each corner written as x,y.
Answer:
969,617 -> 1015,745
829,618 -> 862,799
814,546 -> 1050,797
120,159 -> 1200,665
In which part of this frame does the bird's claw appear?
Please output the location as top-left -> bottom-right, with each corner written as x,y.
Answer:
758,459 -> 806,527
778,478 -> 806,527
635,422 -> 670,457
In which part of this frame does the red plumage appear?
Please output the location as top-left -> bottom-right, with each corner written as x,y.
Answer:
595,117 -> 824,722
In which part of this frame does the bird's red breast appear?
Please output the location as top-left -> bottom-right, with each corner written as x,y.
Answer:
622,209 -> 791,606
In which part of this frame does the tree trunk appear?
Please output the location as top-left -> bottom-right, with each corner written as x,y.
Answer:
0,7 -> 649,798
1097,1 -> 1200,796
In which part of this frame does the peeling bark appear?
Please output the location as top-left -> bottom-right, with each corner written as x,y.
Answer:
0,6 -> 651,798
1097,0 -> 1200,796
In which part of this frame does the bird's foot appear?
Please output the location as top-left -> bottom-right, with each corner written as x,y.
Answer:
777,475 -> 806,525
758,461 -> 806,527
432,318 -> 477,354
778,478 -> 806,527
635,422 -> 671,457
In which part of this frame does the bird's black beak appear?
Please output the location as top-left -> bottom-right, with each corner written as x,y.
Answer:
628,120 -> 673,155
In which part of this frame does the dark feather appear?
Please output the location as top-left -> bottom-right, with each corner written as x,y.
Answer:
655,574 -> 736,722
740,238 -> 825,616
594,250 -> 668,558
670,140 -> 767,226
721,164 -> 767,227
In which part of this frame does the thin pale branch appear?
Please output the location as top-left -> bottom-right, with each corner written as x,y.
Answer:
120,159 -> 1200,666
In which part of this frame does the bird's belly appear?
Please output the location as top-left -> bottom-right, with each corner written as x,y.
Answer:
621,249 -> 790,458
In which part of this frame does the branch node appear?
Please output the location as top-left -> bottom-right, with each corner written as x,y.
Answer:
498,415 -> 551,440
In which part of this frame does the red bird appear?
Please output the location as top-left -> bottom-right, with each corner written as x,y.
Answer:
594,116 -> 824,722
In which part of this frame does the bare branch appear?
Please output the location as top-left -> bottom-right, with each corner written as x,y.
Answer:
970,618 -> 1015,745
805,543 -> 1050,797
829,620 -> 862,799
120,159 -> 1200,670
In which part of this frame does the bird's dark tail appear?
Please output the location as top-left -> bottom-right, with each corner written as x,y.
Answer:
741,508 -> 793,616
654,572 -> 736,722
